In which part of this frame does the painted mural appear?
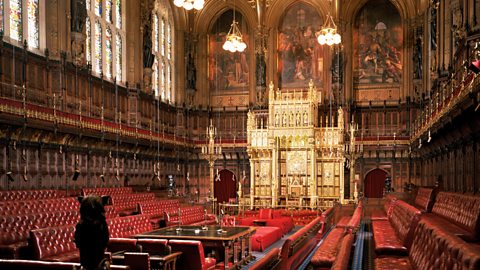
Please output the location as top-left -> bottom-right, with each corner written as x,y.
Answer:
353,0 -> 403,85
208,11 -> 249,92
278,3 -> 324,89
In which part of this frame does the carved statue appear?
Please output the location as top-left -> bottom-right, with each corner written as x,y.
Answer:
430,1 -> 438,50
143,23 -> 155,68
71,0 -> 87,33
186,54 -> 197,91
256,53 -> 267,87
414,36 -> 423,79
337,106 -> 344,128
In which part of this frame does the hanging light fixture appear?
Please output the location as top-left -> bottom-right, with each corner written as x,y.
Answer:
317,14 -> 341,46
223,0 -> 247,53
173,0 -> 204,11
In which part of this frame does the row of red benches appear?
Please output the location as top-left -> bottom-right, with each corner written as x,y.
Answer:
372,190 -> 480,269
82,187 -> 133,196
29,214 -> 153,262
163,206 -> 216,227
310,201 -> 363,269
0,189 -> 63,201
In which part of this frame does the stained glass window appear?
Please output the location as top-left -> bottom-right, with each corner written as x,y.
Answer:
105,27 -> 112,79
10,0 -> 22,42
115,0 -> 122,29
86,18 -> 91,63
106,0 -> 112,22
95,0 -> 102,17
0,0 -> 4,33
167,23 -> 171,60
167,63 -> 171,101
162,62 -> 167,100
153,14 -> 158,52
152,2 -> 174,102
161,18 -> 165,57
95,22 -> 102,73
87,0 -> 124,81
152,61 -> 158,97
27,0 -> 39,48
116,33 -> 122,81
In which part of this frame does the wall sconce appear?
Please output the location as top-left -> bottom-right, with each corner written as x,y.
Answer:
6,171 -> 14,182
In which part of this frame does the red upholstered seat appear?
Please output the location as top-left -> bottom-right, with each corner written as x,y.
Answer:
372,200 -> 421,256
331,233 -> 354,270
136,239 -> 170,255
107,238 -> 139,253
372,220 -> 407,255
413,187 -> 435,212
375,257 -> 412,270
168,239 -> 216,270
251,226 -> 283,252
336,216 -> 351,228
375,218 -> 480,270
259,209 -> 273,219
310,227 -> 346,268
423,192 -> 480,242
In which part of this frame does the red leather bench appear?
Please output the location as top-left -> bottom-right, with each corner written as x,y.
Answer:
412,187 -> 436,212
279,217 -> 323,270
331,233 -> 354,270
81,187 -> 133,196
310,227 -> 347,269
0,210 -> 79,259
107,215 -> 153,238
0,189 -> 62,201
0,259 -> 130,269
421,191 -> 480,242
30,225 -> 79,262
375,219 -> 480,270
237,209 -> 294,234
371,194 -> 397,221
164,206 -> 216,227
111,193 -> 156,216
168,239 -> 216,270
372,200 -> 421,256
138,199 -> 180,228
107,238 -> 140,254
336,201 -> 363,231
318,207 -> 336,238
251,226 -> 283,252
0,197 -> 79,216
249,247 -> 281,270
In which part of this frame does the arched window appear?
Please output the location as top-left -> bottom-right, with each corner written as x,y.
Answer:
152,0 -> 174,102
86,0 -> 125,82
2,0 -> 44,50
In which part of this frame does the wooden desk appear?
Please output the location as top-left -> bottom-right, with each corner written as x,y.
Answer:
134,225 -> 256,270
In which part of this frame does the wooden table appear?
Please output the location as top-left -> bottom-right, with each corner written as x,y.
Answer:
134,225 -> 256,270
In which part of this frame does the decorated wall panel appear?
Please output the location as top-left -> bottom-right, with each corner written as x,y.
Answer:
353,0 -> 403,89
277,2 -> 324,89
208,10 -> 250,93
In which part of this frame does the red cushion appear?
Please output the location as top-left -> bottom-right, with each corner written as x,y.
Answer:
310,227 -> 345,267
375,257 -> 412,270
372,220 -> 407,255
259,209 -> 273,219
251,227 -> 283,252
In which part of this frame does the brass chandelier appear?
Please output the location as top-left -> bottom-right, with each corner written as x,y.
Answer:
317,14 -> 341,46
173,0 -> 204,11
